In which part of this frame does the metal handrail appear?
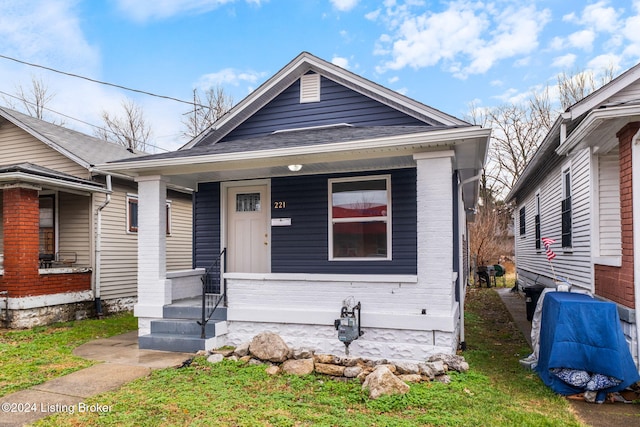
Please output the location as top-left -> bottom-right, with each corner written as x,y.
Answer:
198,248 -> 226,339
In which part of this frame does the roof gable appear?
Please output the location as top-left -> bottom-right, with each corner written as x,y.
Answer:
0,107 -> 140,170
183,52 -> 469,149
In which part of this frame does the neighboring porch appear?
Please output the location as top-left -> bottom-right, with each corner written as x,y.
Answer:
0,164 -> 103,328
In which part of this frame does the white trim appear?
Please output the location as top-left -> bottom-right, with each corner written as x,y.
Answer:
412,150 -> 455,160
592,256 -> 622,267
561,161 -> 573,249
5,290 -> 93,310
227,308 -> 455,331
102,127 -> 490,172
327,174 -> 392,261
223,271 -> 418,283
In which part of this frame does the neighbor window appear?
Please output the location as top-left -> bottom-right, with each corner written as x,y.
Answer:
329,176 -> 391,260
519,206 -> 526,236
127,196 -> 171,235
535,193 -> 541,250
561,168 -> 572,248
39,195 -> 55,257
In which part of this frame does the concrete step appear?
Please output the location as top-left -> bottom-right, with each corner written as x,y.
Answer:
163,299 -> 227,321
138,333 -> 218,353
150,318 -> 216,336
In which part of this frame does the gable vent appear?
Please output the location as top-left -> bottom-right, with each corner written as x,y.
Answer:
300,73 -> 321,103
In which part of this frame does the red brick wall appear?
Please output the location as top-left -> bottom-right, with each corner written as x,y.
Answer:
0,186 -> 92,298
594,122 -> 639,308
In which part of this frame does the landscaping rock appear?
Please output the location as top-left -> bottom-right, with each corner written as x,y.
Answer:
424,360 -> 446,376
315,363 -> 346,377
418,363 -> 436,380
207,353 -> 224,364
265,365 -> 281,375
398,374 -> 422,383
249,332 -> 290,363
293,348 -> 314,360
282,358 -> 315,375
314,354 -> 338,364
239,355 -> 252,364
341,357 -> 362,367
436,374 -> 451,384
343,366 -> 363,378
362,366 -> 410,399
395,361 -> 420,375
214,348 -> 235,357
428,353 -> 469,373
234,342 -> 250,357
248,358 -> 263,366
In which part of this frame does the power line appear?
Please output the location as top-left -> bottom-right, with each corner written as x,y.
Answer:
0,53 -> 207,109
0,89 -> 171,153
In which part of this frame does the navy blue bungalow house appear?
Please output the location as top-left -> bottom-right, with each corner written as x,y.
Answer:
103,52 -> 490,361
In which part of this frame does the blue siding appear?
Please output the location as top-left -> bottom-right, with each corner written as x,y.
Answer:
270,168 -> 417,274
193,182 -> 221,269
193,169 -> 417,275
222,76 -> 428,141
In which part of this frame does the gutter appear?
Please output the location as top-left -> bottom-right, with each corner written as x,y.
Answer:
633,129 -> 640,370
94,175 -> 112,317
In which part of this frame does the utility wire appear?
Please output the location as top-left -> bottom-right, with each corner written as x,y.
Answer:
0,53 -> 207,109
0,89 -> 171,153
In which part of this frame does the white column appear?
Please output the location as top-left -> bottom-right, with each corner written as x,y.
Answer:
414,151 -> 455,315
134,175 -> 169,319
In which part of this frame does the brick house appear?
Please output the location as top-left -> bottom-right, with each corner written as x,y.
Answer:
506,63 -> 640,370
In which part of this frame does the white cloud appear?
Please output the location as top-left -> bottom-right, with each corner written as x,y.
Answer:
330,0 -> 359,12
374,1 -> 550,79
587,54 -> 621,74
566,1 -> 619,33
196,68 -> 267,91
114,0 -> 261,22
567,30 -> 596,51
551,53 -> 577,69
331,56 -> 350,69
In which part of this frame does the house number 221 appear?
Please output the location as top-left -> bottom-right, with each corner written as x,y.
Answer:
273,201 -> 286,209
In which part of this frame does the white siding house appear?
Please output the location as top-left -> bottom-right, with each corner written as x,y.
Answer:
507,63 -> 640,370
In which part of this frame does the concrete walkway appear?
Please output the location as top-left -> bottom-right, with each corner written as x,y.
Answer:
0,331 -> 193,427
495,287 -> 640,427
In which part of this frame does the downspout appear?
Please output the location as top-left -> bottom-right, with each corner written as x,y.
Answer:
632,129 -> 640,370
94,175 -> 112,318
458,172 -> 483,350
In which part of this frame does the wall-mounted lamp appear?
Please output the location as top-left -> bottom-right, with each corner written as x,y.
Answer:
288,164 -> 303,172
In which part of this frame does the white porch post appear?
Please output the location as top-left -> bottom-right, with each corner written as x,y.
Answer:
414,151 -> 455,315
134,175 -> 169,322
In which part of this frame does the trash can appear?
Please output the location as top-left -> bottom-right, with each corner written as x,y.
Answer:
523,285 -> 545,321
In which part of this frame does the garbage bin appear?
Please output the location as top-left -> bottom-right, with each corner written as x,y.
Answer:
523,285 -> 545,321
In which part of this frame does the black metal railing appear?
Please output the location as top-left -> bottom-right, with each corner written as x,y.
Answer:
198,248 -> 226,339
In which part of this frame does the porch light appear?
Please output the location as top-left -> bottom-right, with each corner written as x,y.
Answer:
288,164 -> 303,172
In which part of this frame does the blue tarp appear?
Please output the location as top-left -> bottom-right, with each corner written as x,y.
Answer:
535,292 -> 640,397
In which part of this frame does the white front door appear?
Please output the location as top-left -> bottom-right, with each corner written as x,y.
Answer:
226,184 -> 269,272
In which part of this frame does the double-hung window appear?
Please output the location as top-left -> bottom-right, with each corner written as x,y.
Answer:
127,195 -> 172,235
561,168 -> 572,248
535,193 -> 541,250
519,206 -> 526,236
329,176 -> 391,260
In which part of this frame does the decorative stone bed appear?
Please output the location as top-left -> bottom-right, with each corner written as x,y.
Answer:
197,332 -> 470,399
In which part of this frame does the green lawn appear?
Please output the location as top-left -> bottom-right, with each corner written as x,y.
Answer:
23,289 -> 584,427
0,312 -> 137,396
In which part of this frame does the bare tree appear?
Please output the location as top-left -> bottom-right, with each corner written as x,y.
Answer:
1,76 -> 63,124
183,86 -> 234,139
95,99 -> 151,152
557,65 -> 615,110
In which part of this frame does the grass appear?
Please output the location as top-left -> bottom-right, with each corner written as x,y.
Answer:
26,286 -> 584,427
0,312 -> 137,396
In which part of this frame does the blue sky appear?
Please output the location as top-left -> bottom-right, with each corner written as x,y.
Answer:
1,0 -> 639,152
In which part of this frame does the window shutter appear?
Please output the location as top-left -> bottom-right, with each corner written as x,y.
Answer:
300,73 -> 320,103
